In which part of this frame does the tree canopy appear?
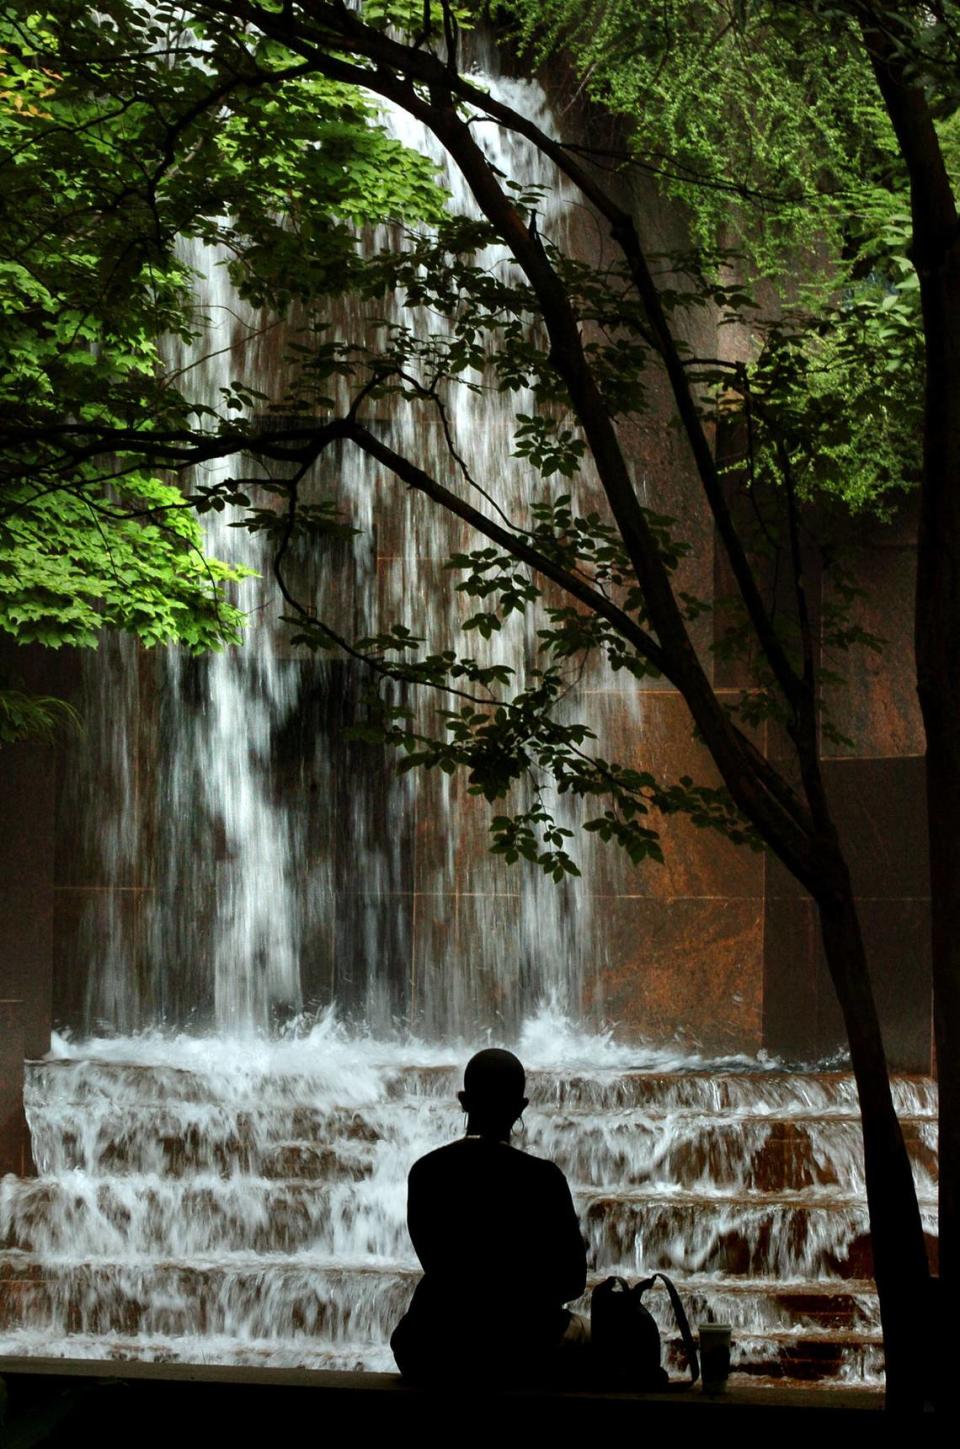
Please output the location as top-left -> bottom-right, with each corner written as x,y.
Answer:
499,0 -> 958,517
0,0 -> 447,738
0,0 -> 949,872
0,0 -> 950,928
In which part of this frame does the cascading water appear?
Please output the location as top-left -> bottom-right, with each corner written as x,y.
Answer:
68,55 -> 606,1042
0,46 -> 939,1386
0,1020 -> 938,1380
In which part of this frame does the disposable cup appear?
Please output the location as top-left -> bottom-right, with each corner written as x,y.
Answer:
698,1323 -> 732,1392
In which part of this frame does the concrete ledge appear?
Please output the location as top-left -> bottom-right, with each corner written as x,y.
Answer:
0,1355 -> 891,1442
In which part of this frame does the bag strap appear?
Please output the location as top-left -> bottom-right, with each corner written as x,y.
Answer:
637,1272 -> 700,1385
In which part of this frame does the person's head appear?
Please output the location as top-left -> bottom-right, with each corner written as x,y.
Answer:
458,1048 -> 528,1140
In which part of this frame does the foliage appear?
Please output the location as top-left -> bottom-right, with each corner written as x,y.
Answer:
0,685 -> 81,746
730,266 -> 923,516
0,0 -> 947,868
0,0 -> 449,738
490,1 -> 896,277
490,0 -> 953,522
0,476 -> 250,650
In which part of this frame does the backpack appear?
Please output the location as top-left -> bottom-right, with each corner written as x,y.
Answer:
590,1273 -> 700,1390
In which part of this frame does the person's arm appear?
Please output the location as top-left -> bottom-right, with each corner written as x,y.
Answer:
407,1159 -> 432,1271
407,1157 -> 448,1276
548,1163 -> 588,1303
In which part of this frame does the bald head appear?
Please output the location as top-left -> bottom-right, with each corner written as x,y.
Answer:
459,1049 -> 528,1139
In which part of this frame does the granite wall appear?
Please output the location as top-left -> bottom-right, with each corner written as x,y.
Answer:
0,643 -> 62,1173
762,499 -> 931,1067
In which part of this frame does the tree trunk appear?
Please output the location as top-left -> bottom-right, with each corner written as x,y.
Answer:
859,11 -> 960,1401
914,237 -> 960,1361
816,878 -> 931,1409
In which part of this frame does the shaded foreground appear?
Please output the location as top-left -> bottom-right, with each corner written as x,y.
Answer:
0,1356 -> 888,1446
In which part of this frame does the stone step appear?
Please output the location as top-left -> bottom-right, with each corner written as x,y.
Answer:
0,1253 -> 885,1386
633,1275 -> 881,1335
26,1106 -> 937,1197
583,1189 -> 939,1280
0,1315 -> 885,1387
533,1072 -> 935,1118
10,1058 -> 937,1391
0,1252 -> 881,1342
3,1174 -> 938,1272
2,1176 -> 401,1258
26,1060 -> 938,1118
0,1326 -> 397,1374
0,1256 -> 417,1342
29,1108 -> 384,1182
538,1115 -> 936,1196
663,1330 -> 884,1385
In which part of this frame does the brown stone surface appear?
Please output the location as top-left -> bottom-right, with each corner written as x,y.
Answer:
821,514 -> 924,761
0,643 -> 64,1059
583,690 -> 765,901
741,1116 -> 933,1194
828,897 -> 931,1072
330,890 -> 414,1021
616,418 -> 716,671
808,925 -> 851,1066
711,414 -> 829,702
711,420 -> 776,693
411,765 -> 470,895
763,889 -> 931,1071
297,873 -> 337,1019
52,633 -> 141,891
409,889 -> 458,1031
50,889 -> 95,1032
0,881 -> 52,1059
824,755 -> 928,900
584,895 -> 763,1053
52,887 -> 144,1034
430,889 -> 528,1035
762,895 -> 820,1063
0,1000 -> 33,1174
19,584 -> 935,1064
762,755 -> 931,1069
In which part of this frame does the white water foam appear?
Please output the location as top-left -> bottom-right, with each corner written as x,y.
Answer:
0,1005 -> 937,1382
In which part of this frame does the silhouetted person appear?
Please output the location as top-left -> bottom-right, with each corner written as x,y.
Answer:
390,1048 -> 587,1385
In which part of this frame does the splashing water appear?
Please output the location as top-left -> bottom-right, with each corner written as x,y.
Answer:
0,1002 -> 938,1383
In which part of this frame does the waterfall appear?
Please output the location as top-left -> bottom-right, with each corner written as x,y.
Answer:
65,54 -> 612,1042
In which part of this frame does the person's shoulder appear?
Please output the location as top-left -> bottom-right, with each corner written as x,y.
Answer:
507,1145 -> 569,1184
408,1140 -> 467,1178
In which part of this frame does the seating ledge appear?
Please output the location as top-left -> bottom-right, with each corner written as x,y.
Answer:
0,1354 -> 895,1425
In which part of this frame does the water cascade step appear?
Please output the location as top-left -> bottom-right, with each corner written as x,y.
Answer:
0,1031 -> 938,1388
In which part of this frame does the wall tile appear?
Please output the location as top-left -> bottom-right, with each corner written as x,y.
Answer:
584,895 -> 763,1053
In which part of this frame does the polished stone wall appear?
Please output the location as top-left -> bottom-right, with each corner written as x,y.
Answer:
0,643 -> 60,1171
763,497 -> 930,1067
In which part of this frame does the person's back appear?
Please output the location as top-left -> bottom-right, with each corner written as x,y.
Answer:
390,1049 -> 587,1384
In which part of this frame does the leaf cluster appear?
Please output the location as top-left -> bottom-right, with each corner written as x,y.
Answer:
0,0 -> 451,735
0,475 -> 250,650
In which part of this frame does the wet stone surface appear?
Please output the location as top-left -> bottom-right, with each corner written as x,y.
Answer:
0,1041 -> 939,1387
